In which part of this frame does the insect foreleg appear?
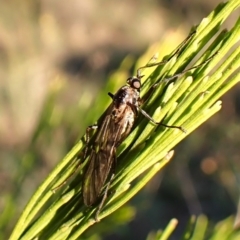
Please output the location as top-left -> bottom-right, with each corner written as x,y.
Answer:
137,31 -> 196,76
141,52 -> 218,104
94,148 -> 117,221
153,52 -> 218,88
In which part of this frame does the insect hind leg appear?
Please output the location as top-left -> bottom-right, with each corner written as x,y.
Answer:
95,173 -> 115,222
94,151 -> 117,221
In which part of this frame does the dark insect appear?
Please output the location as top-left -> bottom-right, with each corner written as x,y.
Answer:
81,34 -> 217,221
82,71 -> 185,219
54,31 -> 217,221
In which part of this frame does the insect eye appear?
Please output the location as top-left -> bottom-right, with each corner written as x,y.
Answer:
132,79 -> 141,89
127,77 -> 141,89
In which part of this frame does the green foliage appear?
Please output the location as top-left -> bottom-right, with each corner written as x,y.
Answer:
9,0 -> 240,239
147,215 -> 240,240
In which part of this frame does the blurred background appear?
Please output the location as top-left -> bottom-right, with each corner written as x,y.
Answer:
0,0 -> 239,239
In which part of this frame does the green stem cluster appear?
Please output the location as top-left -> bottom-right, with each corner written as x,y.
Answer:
10,0 -> 240,239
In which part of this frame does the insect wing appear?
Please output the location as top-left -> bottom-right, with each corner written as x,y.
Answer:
83,112 -> 121,206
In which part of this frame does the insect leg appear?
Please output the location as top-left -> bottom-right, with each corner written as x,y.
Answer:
138,107 -> 186,133
52,124 -> 98,192
83,124 -> 98,158
138,52 -> 218,133
94,149 -> 117,221
137,31 -> 196,76
153,52 -> 218,88
95,173 -> 115,222
141,52 -> 218,104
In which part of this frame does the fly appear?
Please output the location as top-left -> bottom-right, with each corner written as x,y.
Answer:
53,31 -> 217,221
82,73 -> 185,220
82,53 -> 217,221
